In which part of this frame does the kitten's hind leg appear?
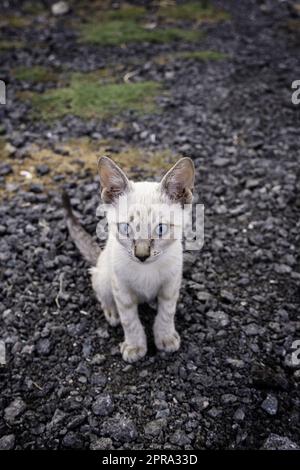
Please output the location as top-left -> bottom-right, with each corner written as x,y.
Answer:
91,265 -> 120,327
103,304 -> 120,327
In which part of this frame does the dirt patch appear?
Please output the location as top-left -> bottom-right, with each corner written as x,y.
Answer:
0,138 -> 177,199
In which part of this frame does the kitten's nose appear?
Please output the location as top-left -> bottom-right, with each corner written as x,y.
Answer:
134,240 -> 150,262
136,254 -> 149,262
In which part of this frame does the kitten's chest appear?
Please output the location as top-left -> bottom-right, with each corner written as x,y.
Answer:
113,247 -> 182,303
129,265 -> 162,302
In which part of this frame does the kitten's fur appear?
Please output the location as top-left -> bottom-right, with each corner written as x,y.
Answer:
63,157 -> 195,363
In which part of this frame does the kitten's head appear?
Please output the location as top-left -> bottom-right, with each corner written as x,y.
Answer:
98,156 -> 195,264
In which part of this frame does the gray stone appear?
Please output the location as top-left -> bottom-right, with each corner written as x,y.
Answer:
21,344 -> 35,355
243,323 -> 260,336
96,327 -> 109,339
220,289 -> 234,303
207,310 -> 230,327
246,178 -> 260,189
233,408 -> 245,422
207,407 -> 223,418
0,340 -> 6,365
262,434 -> 299,450
274,264 -> 292,274
0,434 -> 15,450
261,394 -> 278,415
144,419 -> 166,437
92,394 -> 114,416
66,414 -> 86,430
191,396 -> 210,411
226,358 -> 245,369
51,1 -> 69,16
0,164 -> 13,176
36,164 -> 50,175
169,430 -> 191,446
155,408 -> 170,419
221,393 -> 238,404
2,309 -> 13,325
4,398 -> 26,424
91,372 -> 107,388
36,338 -> 51,356
102,414 -> 138,443
62,431 -> 83,449
213,157 -> 230,167
46,409 -> 67,431
91,353 -> 106,365
4,142 -> 16,156
90,437 -> 113,450
196,291 -> 211,302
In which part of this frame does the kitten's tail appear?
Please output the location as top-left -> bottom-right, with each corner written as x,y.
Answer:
62,191 -> 101,266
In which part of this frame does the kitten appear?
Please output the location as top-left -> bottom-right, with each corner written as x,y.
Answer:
63,156 -> 195,363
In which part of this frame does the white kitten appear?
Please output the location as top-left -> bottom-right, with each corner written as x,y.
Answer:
63,157 -> 195,363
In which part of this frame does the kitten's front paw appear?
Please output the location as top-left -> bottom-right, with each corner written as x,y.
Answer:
155,330 -> 181,353
104,308 -> 120,327
120,342 -> 147,363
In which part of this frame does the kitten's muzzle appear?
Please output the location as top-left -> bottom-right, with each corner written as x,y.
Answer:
134,240 -> 151,262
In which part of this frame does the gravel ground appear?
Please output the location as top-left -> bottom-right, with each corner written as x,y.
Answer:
0,0 -> 300,450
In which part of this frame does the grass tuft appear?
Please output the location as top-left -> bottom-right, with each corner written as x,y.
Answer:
0,39 -> 23,50
80,19 -> 201,45
158,1 -> 230,22
78,1 -> 206,45
0,15 -> 31,28
176,50 -> 228,61
104,4 -> 146,21
22,73 -> 162,120
12,66 -> 58,83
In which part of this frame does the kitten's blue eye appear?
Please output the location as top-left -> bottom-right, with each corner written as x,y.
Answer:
155,223 -> 168,237
118,223 -> 130,237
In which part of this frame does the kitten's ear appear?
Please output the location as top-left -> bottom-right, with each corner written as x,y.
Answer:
98,156 -> 130,204
160,157 -> 195,204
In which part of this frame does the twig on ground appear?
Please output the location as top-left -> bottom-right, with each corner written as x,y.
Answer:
55,272 -> 65,309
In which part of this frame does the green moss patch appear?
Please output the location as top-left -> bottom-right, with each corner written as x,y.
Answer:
22,1 -> 47,15
0,40 -> 23,50
78,1 -> 203,45
176,50 -> 228,61
153,49 -> 228,66
80,19 -> 201,46
158,1 -> 230,22
22,73 -> 162,120
12,66 -> 58,83
77,1 -> 230,47
0,15 -> 31,28
103,4 -> 146,21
